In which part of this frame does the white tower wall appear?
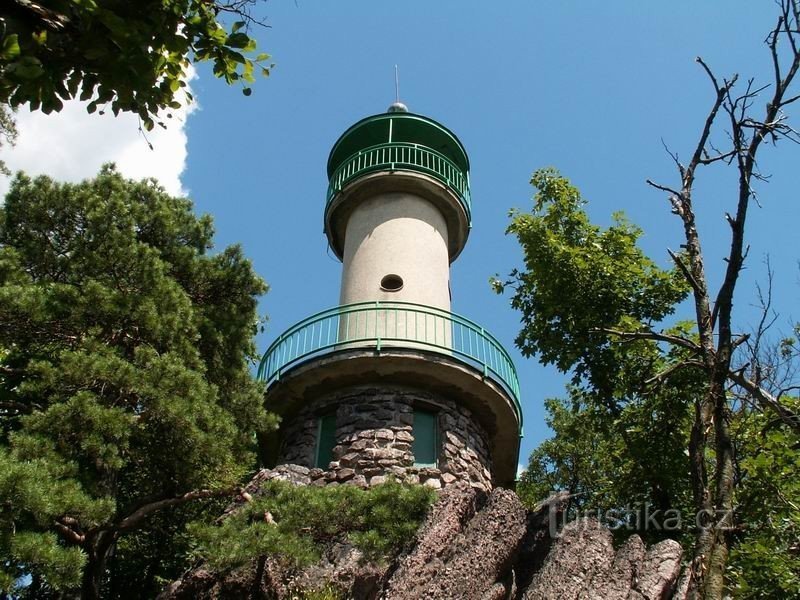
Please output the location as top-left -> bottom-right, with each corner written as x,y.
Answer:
339,192 -> 451,309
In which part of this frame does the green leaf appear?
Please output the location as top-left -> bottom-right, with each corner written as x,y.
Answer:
0,2 -> 271,120
7,56 -> 44,80
242,61 -> 255,83
225,33 -> 252,49
32,30 -> 48,46
1,34 -> 21,60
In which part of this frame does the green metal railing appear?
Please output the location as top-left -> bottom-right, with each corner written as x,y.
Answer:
325,142 -> 472,222
257,301 -> 521,423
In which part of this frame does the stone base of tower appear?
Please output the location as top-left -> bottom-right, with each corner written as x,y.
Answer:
259,349 -> 521,487
273,386 -> 494,492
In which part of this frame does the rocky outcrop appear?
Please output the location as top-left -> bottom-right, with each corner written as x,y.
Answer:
385,482 -> 485,591
523,518 -> 683,600
160,466 -> 685,599
385,485 -> 526,599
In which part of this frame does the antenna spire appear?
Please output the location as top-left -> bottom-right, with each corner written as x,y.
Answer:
388,65 -> 408,113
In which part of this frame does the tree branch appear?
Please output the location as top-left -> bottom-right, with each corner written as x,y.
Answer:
112,487 -> 245,533
667,248 -> 704,297
8,0 -> 71,31
685,58 -> 737,188
697,149 -> 738,165
54,519 -> 85,545
714,1 -> 800,354
728,370 -> 800,433
731,334 -> 751,350
645,358 -> 706,385
645,179 -> 682,198
595,327 -> 702,353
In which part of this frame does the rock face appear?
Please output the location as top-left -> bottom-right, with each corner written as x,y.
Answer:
385,484 -> 526,600
160,466 -> 685,600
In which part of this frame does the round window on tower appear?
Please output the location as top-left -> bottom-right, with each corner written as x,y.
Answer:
380,274 -> 404,292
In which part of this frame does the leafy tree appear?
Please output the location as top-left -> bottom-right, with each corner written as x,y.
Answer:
0,166 -> 276,598
518,362 -> 698,548
497,3 -> 800,597
500,171 -> 697,545
518,356 -> 800,598
0,0 -> 273,129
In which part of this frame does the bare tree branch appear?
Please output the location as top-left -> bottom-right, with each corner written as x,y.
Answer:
645,179 -> 682,198
697,149 -> 738,165
595,327 -> 702,353
728,370 -> 800,433
660,138 -> 686,177
667,248 -> 704,297
645,358 -> 706,385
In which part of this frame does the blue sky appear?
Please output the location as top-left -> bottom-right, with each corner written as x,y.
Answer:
3,1 -> 799,469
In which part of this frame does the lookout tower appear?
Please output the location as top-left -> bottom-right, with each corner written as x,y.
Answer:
258,104 -> 522,490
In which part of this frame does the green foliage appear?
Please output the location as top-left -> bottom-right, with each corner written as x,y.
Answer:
503,169 -> 800,595
190,480 -> 437,571
0,105 -> 16,176
518,385 -> 696,546
301,584 -> 347,600
493,168 -> 688,399
727,402 -> 800,599
0,166 -> 275,593
0,447 -> 102,591
504,170 -> 697,537
517,327 -> 701,547
0,1 -> 273,126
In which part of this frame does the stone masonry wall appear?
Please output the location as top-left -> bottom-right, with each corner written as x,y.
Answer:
275,386 -> 493,491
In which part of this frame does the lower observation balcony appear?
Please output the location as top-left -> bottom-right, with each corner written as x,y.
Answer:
257,301 -> 522,432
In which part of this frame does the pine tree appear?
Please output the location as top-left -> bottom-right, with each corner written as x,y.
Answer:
0,165 -> 276,598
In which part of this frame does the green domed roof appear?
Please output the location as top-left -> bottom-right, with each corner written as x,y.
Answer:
327,110 -> 470,179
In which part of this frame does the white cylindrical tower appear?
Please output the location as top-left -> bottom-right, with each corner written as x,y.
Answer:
325,104 -> 472,348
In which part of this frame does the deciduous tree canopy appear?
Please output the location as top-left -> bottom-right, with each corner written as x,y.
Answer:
505,169 -> 800,599
0,0 -> 272,129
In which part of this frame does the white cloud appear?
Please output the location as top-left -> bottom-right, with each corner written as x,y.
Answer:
0,68 -> 197,199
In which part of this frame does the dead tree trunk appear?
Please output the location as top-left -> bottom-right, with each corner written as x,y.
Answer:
643,3 -> 800,596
